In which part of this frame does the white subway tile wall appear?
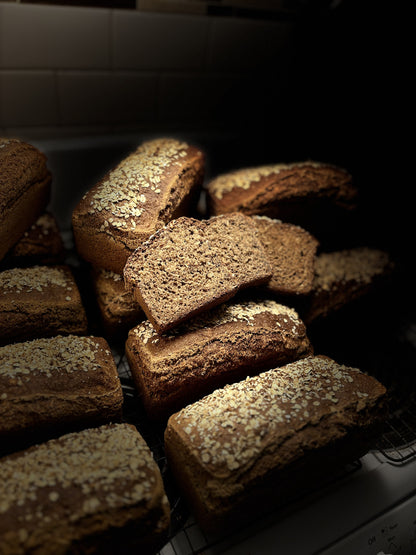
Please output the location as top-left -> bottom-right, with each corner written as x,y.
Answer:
0,2 -> 293,140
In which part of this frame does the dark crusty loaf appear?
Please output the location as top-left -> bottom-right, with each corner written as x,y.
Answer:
4,211 -> 65,268
0,138 -> 52,262
72,138 -> 205,274
165,355 -> 387,533
91,267 -> 143,338
253,215 -> 319,296
123,213 -> 273,333
126,298 -> 312,420
301,247 -> 394,324
0,335 -> 123,448
205,161 -> 358,246
0,423 -> 170,554
0,265 -> 88,345
206,161 -> 357,217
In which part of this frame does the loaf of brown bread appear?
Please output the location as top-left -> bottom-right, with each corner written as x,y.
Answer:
206,161 -> 357,217
301,247 -> 394,324
72,138 -> 205,273
0,423 -> 170,554
4,212 -> 65,267
253,215 -> 319,296
123,213 -> 273,333
0,265 -> 88,345
0,138 -> 52,262
91,267 -> 143,337
126,298 -> 312,420
165,355 -> 387,533
0,335 -> 123,448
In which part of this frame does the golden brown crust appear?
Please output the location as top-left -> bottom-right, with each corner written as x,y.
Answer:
165,355 -> 387,532
253,215 -> 319,296
72,138 -> 205,273
0,138 -> 52,261
0,423 -> 170,554
0,335 -> 123,446
0,265 -> 88,345
126,298 -> 312,421
123,213 -> 273,333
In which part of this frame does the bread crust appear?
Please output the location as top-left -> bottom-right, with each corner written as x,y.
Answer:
72,138 -> 205,273
0,423 -> 170,554
0,265 -> 88,345
126,298 -> 312,420
0,335 -> 123,450
165,355 -> 387,533
0,138 -> 52,261
206,161 -> 357,217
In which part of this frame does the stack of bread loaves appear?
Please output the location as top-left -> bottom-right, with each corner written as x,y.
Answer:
1,136 -> 392,550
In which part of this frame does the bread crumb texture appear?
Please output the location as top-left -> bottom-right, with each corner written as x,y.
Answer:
0,424 -> 164,552
0,335 -> 110,380
314,247 -> 392,292
83,138 -> 190,231
170,356 -> 385,474
124,213 -> 272,330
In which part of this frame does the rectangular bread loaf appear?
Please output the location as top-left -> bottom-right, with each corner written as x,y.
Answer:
123,213 -> 273,333
0,335 -> 123,451
301,247 -> 394,324
72,138 -> 205,274
0,265 -> 88,345
0,423 -> 170,554
165,355 -> 387,533
126,298 -> 312,421
3,211 -> 65,268
205,161 -> 357,217
205,161 -> 358,247
0,138 -> 52,262
91,267 -> 143,338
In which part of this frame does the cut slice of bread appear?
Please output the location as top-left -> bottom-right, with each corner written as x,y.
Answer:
253,215 -> 319,296
123,213 -> 272,333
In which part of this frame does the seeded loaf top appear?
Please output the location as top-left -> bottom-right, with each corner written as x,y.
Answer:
0,423 -> 170,554
301,247 -> 394,324
123,213 -> 273,333
205,161 -> 357,217
165,355 -> 387,531
72,138 -> 205,274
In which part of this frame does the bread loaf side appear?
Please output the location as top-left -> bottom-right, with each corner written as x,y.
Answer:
0,265 -> 88,345
0,335 -> 123,449
126,298 -> 312,420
